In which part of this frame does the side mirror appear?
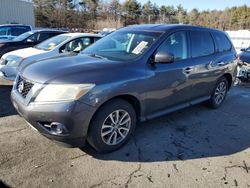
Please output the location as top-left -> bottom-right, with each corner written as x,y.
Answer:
240,48 -> 246,52
26,38 -> 34,43
73,48 -> 81,53
154,51 -> 174,64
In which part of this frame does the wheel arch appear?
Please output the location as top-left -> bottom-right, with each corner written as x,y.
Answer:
87,94 -> 142,134
222,73 -> 233,89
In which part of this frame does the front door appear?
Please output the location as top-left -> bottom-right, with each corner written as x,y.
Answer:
145,31 -> 193,117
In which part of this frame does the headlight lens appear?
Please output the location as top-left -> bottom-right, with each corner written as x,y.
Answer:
6,56 -> 24,67
0,58 -> 4,65
35,84 -> 95,102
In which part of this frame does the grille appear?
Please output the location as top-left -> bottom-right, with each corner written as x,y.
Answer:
16,76 -> 34,98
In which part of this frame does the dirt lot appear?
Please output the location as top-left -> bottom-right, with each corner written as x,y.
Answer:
0,80 -> 250,188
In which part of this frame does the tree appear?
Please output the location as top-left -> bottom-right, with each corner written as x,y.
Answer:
176,4 -> 187,23
33,1 -> 250,31
142,1 -> 154,23
159,5 -> 176,23
189,8 -> 199,25
123,0 -> 141,25
109,0 -> 122,27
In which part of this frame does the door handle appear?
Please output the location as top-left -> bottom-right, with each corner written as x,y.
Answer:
184,67 -> 193,74
217,61 -> 227,66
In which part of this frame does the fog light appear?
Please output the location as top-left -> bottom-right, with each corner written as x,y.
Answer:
38,121 -> 68,135
50,122 -> 64,134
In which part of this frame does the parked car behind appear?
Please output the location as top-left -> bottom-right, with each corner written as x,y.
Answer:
0,33 -> 101,81
0,24 -> 31,40
11,24 -> 237,153
0,29 -> 67,58
239,46 -> 250,64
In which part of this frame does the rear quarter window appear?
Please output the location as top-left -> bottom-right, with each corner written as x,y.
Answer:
212,32 -> 232,52
190,31 -> 215,58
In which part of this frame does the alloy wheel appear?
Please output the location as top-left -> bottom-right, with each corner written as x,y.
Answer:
214,81 -> 227,105
101,109 -> 131,145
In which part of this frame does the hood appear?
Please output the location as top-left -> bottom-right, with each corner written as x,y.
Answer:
240,52 -> 250,63
20,54 -> 123,84
3,47 -> 46,59
0,40 -> 20,45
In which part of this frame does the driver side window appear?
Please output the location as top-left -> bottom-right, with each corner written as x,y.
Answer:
157,31 -> 188,61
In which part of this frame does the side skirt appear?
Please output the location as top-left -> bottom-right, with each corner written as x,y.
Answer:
141,96 -> 211,122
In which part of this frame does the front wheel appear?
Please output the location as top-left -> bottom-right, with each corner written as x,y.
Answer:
207,77 -> 228,109
87,99 -> 136,153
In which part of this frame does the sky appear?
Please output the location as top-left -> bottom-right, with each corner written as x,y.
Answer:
136,0 -> 249,11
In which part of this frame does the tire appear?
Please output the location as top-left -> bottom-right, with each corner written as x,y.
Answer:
87,99 -> 136,153
207,77 -> 229,109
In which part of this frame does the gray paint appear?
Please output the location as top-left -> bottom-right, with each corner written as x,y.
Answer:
11,24 -> 238,146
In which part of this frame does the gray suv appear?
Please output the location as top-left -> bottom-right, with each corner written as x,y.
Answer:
11,24 -> 237,152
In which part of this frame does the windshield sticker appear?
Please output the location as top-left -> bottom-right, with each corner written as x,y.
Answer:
132,41 -> 148,54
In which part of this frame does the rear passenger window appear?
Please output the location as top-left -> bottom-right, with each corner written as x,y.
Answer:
190,31 -> 214,58
157,31 -> 188,61
212,32 -> 232,52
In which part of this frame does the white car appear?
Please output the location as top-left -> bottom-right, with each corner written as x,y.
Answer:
0,33 -> 101,81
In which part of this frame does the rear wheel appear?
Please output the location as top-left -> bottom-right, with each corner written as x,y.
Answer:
87,99 -> 136,153
207,77 -> 228,109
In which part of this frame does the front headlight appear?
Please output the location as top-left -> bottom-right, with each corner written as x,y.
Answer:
6,56 -> 24,67
0,58 -> 4,65
35,84 -> 95,102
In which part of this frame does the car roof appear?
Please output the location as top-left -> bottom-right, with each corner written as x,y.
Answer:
120,24 -> 224,33
31,29 -> 67,33
0,24 -> 31,27
60,32 -> 102,38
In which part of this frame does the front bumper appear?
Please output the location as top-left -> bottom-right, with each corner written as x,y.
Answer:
11,89 -> 97,147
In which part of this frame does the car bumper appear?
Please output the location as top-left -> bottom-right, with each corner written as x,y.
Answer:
11,89 -> 97,147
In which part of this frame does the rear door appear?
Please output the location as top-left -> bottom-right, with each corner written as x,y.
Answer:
211,31 -> 237,66
145,31 -> 194,116
187,30 -> 220,101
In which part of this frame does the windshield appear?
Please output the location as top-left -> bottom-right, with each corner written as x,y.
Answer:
246,47 -> 250,52
82,30 -> 162,61
13,31 -> 34,41
34,35 -> 71,51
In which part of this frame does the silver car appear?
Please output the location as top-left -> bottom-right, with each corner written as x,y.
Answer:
0,33 -> 101,81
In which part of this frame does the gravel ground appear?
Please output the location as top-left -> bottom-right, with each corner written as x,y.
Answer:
0,79 -> 250,188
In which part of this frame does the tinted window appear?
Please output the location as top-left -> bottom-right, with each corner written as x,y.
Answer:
190,31 -> 214,58
38,32 -> 52,42
11,26 -> 30,36
212,32 -> 232,52
0,27 -> 10,36
94,37 -> 101,42
157,31 -> 188,61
